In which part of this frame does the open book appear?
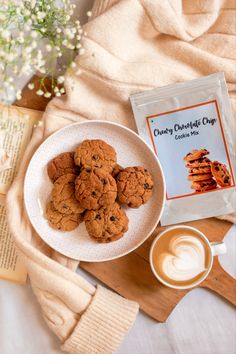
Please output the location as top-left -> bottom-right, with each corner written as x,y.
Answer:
0,105 -> 42,283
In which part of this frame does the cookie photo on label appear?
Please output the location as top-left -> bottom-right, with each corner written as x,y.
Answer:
145,100 -> 235,200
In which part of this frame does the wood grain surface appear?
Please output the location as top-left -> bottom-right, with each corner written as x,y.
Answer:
18,76 -> 236,322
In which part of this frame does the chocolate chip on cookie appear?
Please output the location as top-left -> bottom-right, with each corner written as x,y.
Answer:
117,166 -> 154,208
52,173 -> 84,215
112,164 -> 123,179
211,161 -> 232,187
186,157 -> 211,169
47,152 -> 79,183
188,166 -> 212,175
188,173 -> 213,182
184,149 -> 209,162
191,179 -> 217,192
46,201 -> 82,231
75,168 -> 117,210
84,202 -> 129,243
74,139 -> 117,173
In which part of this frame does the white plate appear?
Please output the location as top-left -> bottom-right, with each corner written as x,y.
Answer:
24,121 -> 166,262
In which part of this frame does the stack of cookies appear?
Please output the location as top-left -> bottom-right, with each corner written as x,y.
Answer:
184,149 -> 231,192
46,139 -> 154,243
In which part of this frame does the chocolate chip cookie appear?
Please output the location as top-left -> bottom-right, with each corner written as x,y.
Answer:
211,161 -> 231,187
52,173 -> 84,215
191,179 -> 217,192
84,202 -> 128,243
184,149 -> 209,162
117,166 -> 154,208
188,166 -> 212,175
75,168 -> 117,210
46,201 -> 82,231
188,173 -> 213,182
47,152 -> 79,183
186,157 -> 211,169
74,139 -> 117,173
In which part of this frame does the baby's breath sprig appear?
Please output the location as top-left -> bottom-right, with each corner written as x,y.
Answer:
0,0 -> 89,104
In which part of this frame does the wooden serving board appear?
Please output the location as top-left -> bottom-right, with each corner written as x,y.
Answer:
18,77 -> 236,322
81,218 -> 236,322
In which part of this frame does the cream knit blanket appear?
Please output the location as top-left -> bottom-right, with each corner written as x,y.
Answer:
6,0 -> 236,353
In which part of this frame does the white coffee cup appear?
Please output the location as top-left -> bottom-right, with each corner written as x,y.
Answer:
149,225 -> 227,290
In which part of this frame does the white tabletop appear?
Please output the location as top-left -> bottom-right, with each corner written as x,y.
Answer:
0,224 -> 235,354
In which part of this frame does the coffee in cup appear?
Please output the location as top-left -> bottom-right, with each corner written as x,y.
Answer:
150,225 -> 226,289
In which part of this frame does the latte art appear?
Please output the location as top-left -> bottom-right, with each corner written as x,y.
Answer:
159,235 -> 206,282
151,227 -> 211,287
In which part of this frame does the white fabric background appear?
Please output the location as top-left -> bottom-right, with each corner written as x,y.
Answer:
0,225 -> 235,354
0,1 -> 236,353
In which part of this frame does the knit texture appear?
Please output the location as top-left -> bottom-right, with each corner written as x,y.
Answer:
6,0 -> 236,353
62,286 -> 138,354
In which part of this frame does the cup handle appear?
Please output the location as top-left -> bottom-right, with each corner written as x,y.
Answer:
210,242 -> 227,256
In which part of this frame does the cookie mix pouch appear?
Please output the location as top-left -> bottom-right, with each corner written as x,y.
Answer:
130,72 -> 236,225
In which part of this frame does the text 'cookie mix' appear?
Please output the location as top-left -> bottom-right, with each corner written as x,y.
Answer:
130,73 -> 236,225
45,139 -> 154,243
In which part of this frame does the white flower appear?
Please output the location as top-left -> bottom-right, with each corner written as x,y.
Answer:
6,53 -> 15,62
31,41 -> 37,49
55,92 -> 61,97
25,9 -> 31,16
25,46 -> 32,54
57,76 -> 65,84
56,28 -> 61,34
28,83 -> 35,90
36,89 -> 44,96
54,86 -> 59,93
46,44 -> 52,52
24,24 -> 31,32
31,31 -> 38,38
44,92 -> 51,98
37,12 -> 46,20
87,11 -> 92,17
16,91 -> 22,100
60,87 -> 65,94
79,48 -> 85,56
38,68 -> 46,74
1,30 -> 10,40
70,62 -> 76,68
30,0 -> 36,7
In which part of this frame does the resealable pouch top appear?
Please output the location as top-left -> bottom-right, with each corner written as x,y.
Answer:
130,72 -> 236,225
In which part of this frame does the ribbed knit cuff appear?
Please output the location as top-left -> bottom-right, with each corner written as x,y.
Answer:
61,285 -> 139,354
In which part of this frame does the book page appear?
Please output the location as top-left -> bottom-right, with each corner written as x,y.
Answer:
0,105 -> 42,194
0,104 -> 43,283
0,195 -> 27,283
